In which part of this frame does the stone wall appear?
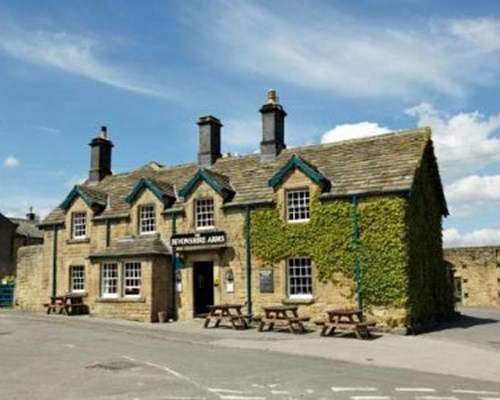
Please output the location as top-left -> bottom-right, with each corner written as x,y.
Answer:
15,245 -> 46,311
444,246 -> 500,307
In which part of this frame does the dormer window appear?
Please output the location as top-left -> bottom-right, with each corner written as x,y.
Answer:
286,189 -> 310,222
195,198 -> 214,229
72,212 -> 87,239
139,205 -> 156,234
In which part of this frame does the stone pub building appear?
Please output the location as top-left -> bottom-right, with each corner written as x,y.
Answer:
17,91 -> 454,330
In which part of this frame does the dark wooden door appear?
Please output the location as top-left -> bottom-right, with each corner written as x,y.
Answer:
193,261 -> 214,316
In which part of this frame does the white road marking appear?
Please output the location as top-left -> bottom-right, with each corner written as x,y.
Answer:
143,361 -> 186,380
452,390 -> 499,395
209,389 -> 251,394
480,398 -> 500,400
415,397 -> 459,400
215,396 -> 266,400
122,355 -> 137,362
395,388 -> 436,392
350,396 -> 390,400
252,384 -> 265,389
267,384 -> 277,388
271,390 -> 289,395
306,389 -> 314,394
63,343 -> 75,348
332,387 -> 378,392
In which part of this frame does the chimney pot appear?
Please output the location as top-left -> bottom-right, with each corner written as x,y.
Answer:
197,115 -> 222,167
89,125 -> 113,183
260,90 -> 287,161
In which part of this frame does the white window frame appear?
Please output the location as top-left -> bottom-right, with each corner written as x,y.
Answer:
195,198 -> 215,230
70,265 -> 85,293
139,204 -> 156,234
287,257 -> 313,299
286,189 -> 310,222
72,212 -> 87,239
123,262 -> 141,297
101,263 -> 118,298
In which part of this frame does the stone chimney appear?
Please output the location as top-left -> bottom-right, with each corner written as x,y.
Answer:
89,126 -> 113,183
197,115 -> 222,167
260,89 -> 287,161
26,206 -> 36,222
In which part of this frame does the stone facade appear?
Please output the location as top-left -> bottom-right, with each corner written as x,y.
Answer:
15,92 -> 452,329
444,246 -> 500,307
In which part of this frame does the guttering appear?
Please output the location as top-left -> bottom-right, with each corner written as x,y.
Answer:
351,195 -> 363,311
222,199 -> 274,210
245,205 -> 252,319
92,213 -> 130,222
320,189 -> 410,201
51,225 -> 59,298
170,213 -> 178,321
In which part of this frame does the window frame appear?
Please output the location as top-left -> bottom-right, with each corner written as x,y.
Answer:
123,262 -> 142,297
286,188 -> 311,223
101,262 -> 119,298
71,211 -> 87,239
194,198 -> 215,230
69,265 -> 85,293
287,256 -> 313,300
138,204 -> 156,235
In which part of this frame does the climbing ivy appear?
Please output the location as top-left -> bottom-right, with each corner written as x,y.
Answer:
250,191 -> 408,306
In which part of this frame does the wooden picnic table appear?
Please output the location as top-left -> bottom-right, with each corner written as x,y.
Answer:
257,305 -> 309,334
315,308 -> 375,339
203,303 -> 249,329
44,293 -> 88,315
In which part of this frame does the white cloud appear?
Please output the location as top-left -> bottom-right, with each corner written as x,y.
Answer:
0,194 -> 59,219
198,3 -> 500,98
3,155 -> 19,167
0,28 -> 173,99
446,175 -> 500,203
406,103 -> 500,177
65,175 -> 86,189
39,126 -> 61,135
321,122 -> 390,143
444,228 -> 500,248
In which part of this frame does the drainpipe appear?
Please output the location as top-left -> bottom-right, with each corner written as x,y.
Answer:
51,225 -> 59,297
245,206 -> 252,319
170,213 -> 178,321
105,219 -> 111,247
352,196 -> 363,310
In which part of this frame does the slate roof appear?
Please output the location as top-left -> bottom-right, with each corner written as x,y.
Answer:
89,235 -> 170,258
9,218 -> 44,239
41,128 -> 438,226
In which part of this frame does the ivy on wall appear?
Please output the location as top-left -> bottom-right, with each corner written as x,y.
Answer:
250,137 -> 455,328
250,192 -> 408,306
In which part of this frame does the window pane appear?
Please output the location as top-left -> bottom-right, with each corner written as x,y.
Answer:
287,257 -> 312,297
195,199 -> 214,228
70,266 -> 85,292
139,205 -> 156,234
101,263 -> 118,297
72,212 -> 87,238
124,262 -> 141,296
287,190 -> 310,221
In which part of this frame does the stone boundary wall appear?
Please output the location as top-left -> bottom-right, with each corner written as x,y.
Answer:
15,245 -> 46,312
444,246 -> 500,307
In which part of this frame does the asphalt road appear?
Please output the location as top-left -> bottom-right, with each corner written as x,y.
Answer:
0,312 -> 499,400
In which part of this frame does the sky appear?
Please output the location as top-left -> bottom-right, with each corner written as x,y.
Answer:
0,0 -> 499,248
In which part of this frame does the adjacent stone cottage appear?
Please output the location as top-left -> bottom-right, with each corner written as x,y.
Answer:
0,209 -> 43,278
17,91 -> 454,330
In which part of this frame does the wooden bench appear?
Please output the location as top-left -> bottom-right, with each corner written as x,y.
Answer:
354,320 -> 376,339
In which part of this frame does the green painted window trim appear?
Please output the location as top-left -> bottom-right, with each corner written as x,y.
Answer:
60,186 -> 104,210
178,169 -> 234,198
125,177 -> 170,205
268,154 -> 328,188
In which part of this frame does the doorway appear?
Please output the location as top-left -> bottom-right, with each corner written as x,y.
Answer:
193,261 -> 214,316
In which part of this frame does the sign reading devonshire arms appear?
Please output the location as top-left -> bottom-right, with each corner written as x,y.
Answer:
171,231 -> 226,247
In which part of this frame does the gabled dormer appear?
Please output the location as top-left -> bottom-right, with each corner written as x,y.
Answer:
126,176 -> 176,235
269,155 -> 330,223
60,185 -> 106,241
179,168 -> 234,231
178,168 -> 234,201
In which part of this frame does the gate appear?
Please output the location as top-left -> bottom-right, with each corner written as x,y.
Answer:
0,282 -> 15,307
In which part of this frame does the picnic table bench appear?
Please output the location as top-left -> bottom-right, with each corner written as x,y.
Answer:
44,294 -> 88,316
315,308 -> 375,339
257,305 -> 309,334
203,303 -> 249,329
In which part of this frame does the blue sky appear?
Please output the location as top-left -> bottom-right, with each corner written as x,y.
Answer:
1,0 -> 499,247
